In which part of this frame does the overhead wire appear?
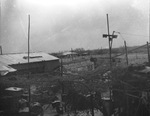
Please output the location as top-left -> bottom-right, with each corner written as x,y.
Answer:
112,43 -> 147,58
121,33 -> 149,37
115,32 -> 125,41
112,32 -> 148,59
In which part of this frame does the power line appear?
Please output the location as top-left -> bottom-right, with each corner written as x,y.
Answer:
115,32 -> 125,41
113,32 -> 150,64
120,33 -> 149,37
112,43 -> 149,58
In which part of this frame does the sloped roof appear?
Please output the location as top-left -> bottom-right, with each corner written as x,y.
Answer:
62,51 -> 77,56
0,52 -> 59,65
0,63 -> 16,75
5,87 -> 23,91
0,63 -> 16,72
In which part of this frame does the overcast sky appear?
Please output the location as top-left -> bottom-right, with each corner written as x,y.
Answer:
0,0 -> 149,53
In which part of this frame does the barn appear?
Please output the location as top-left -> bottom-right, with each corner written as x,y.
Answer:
0,52 -> 60,75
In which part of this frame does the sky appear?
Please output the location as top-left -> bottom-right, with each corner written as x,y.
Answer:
0,0 -> 149,53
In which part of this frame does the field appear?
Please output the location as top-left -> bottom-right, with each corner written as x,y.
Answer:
0,50 -> 150,116
62,52 -> 149,74
0,51 -> 149,93
118,53 -> 148,65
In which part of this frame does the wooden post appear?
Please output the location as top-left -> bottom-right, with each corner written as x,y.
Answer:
0,0 -> 1,39
0,46 -> 2,55
106,14 -> 112,69
124,41 -> 128,66
71,48 -> 73,61
28,15 -> 30,76
60,58 -> 63,76
60,58 -> 66,112
126,86 -> 129,116
101,47 -> 103,55
147,42 -> 150,66
106,14 -> 113,116
90,94 -> 94,116
27,14 -> 31,116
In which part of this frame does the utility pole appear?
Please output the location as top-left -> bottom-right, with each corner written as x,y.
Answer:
28,14 -> 31,116
124,41 -> 128,65
0,0 -> 1,37
103,14 -> 117,69
102,14 -> 118,116
107,14 -> 111,68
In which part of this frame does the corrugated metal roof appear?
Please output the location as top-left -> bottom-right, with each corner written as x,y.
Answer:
0,52 -> 59,65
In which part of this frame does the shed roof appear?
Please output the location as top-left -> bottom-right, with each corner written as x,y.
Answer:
5,87 -> 23,91
0,63 -> 16,72
0,63 -> 16,75
62,51 -> 77,56
0,52 -> 59,65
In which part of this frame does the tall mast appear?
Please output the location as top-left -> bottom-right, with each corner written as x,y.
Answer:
28,14 -> 31,116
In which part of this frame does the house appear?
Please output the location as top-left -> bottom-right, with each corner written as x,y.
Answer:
0,52 -> 60,75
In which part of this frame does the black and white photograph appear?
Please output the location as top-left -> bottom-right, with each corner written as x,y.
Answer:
0,0 -> 149,116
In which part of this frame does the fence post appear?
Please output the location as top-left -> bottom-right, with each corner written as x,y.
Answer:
124,41 -> 128,66
147,42 -> 150,65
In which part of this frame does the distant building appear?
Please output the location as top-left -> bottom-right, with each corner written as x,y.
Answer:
59,51 -> 79,59
0,52 -> 59,75
62,51 -> 78,57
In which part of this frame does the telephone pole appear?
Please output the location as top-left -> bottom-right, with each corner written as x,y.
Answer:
102,14 -> 118,116
103,14 -> 117,68
107,14 -> 111,68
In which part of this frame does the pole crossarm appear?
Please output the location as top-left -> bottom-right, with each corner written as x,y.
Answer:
103,34 -> 118,39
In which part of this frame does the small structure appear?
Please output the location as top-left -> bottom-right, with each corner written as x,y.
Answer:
62,51 -> 78,57
0,52 -> 59,74
5,87 -> 23,92
0,63 -> 16,76
0,87 -> 23,115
